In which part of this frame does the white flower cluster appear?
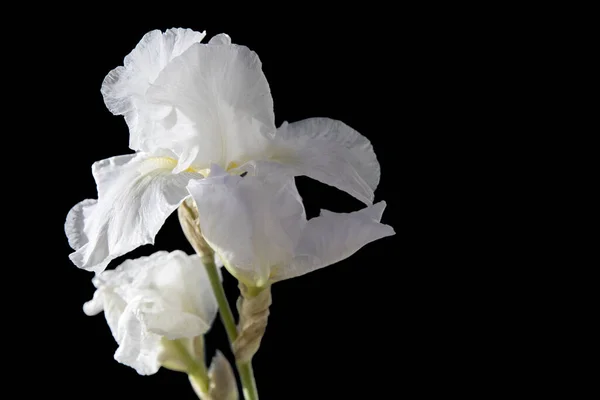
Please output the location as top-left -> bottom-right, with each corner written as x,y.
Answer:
65,28 -> 394,398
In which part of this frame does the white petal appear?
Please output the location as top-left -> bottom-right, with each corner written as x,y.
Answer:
183,255 -> 221,325
130,297 -> 211,340
102,292 -> 129,342
145,43 -> 275,172
65,199 -> 96,250
266,118 -> 380,204
275,202 -> 395,281
66,154 -> 202,273
101,28 -> 206,151
114,298 -> 163,375
187,165 -> 305,286
91,153 -> 138,198
208,33 -> 232,45
83,286 -> 128,343
88,251 -> 220,375
112,251 -> 218,338
128,254 -> 219,339
91,250 -> 156,292
84,252 -> 171,341
82,288 -> 104,316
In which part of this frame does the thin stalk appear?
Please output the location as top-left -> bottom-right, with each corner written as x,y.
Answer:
179,200 -> 260,400
202,255 -> 259,400
203,256 -> 239,342
238,362 -> 259,400
168,339 -> 209,396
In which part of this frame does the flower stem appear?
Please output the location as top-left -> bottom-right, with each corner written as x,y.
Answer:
204,256 -> 238,342
178,200 -> 260,399
167,339 -> 209,396
203,256 -> 260,400
239,362 -> 259,400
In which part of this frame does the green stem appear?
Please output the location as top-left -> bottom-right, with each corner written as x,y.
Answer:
239,362 -> 259,400
203,256 -> 260,400
168,339 -> 209,395
204,256 -> 238,342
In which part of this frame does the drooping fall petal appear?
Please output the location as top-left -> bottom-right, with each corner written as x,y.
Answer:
65,154 -> 202,273
273,202 -> 395,281
187,166 -> 394,287
260,118 -> 380,205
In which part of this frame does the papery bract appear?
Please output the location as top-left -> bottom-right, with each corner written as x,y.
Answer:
83,250 -> 219,375
187,166 -> 395,287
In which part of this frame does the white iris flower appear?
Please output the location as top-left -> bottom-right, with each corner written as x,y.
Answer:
66,28 -> 381,273
83,250 -> 219,375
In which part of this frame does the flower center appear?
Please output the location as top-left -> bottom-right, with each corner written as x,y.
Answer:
140,157 -> 241,178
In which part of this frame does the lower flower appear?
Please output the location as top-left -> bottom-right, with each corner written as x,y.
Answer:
83,250 -> 220,375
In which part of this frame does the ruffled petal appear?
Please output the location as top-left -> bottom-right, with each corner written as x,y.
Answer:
126,251 -> 219,339
65,154 -> 202,273
145,43 -> 275,172
264,118 -> 380,204
101,28 -> 206,151
129,297 -> 211,340
114,298 -> 163,375
83,251 -> 168,341
65,199 -> 97,250
274,202 -> 395,281
187,165 -> 305,286
85,251 -> 219,375
101,292 -> 128,343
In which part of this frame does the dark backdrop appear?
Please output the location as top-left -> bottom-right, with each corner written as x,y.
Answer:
15,5 -> 557,399
36,13 -> 426,400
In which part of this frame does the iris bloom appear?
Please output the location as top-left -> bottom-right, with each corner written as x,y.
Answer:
187,166 -> 395,287
65,28 -> 380,273
83,250 -> 219,375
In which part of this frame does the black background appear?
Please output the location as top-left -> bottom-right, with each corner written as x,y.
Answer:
29,10 -> 455,400
14,6 -> 574,399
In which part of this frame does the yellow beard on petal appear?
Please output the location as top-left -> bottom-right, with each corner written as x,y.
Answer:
140,157 -> 242,178
139,157 -> 210,177
195,168 -> 211,177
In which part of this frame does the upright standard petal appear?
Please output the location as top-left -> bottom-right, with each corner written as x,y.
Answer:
256,118 -> 380,205
273,202 -> 395,282
101,28 -> 206,151
146,43 -> 275,172
84,251 -> 220,375
65,154 -> 203,273
187,165 -> 306,286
